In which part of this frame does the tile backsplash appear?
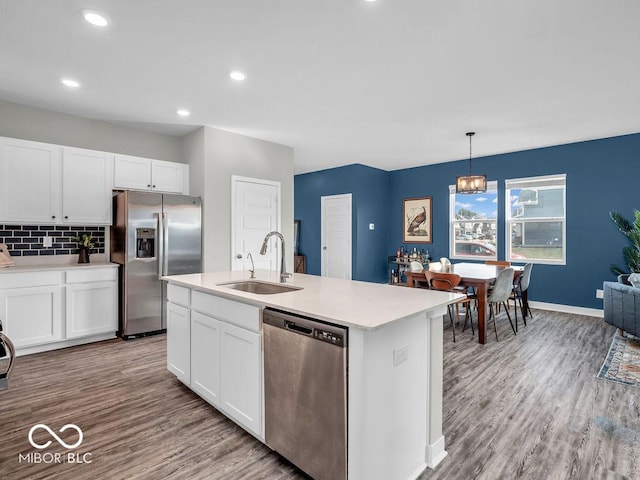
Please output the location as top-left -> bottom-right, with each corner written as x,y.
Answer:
0,225 -> 106,257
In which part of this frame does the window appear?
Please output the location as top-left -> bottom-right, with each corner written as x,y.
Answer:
505,174 -> 566,264
449,181 -> 498,260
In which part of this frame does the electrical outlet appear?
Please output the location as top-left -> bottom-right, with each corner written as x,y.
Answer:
43,236 -> 53,248
393,345 -> 409,367
596,289 -> 603,299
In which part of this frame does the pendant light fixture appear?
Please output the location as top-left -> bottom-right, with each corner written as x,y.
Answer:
456,131 -> 487,194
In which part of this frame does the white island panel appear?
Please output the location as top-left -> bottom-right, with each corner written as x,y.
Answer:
163,270 -> 461,479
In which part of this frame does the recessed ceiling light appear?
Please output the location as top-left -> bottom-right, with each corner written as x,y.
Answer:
177,109 -> 190,117
61,78 -> 80,88
82,10 -> 109,27
229,70 -> 246,81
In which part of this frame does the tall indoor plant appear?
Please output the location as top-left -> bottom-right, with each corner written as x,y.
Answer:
609,210 -> 640,275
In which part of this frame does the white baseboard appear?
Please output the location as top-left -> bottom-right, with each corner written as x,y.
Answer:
425,435 -> 448,469
16,332 -> 118,357
528,301 -> 603,318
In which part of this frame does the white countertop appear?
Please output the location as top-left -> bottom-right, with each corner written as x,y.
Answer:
163,269 -> 463,330
0,253 -> 118,273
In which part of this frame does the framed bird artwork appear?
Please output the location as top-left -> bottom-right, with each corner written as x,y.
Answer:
403,197 -> 432,243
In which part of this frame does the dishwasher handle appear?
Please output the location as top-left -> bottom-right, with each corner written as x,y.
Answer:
285,321 -> 313,335
263,308 -> 348,348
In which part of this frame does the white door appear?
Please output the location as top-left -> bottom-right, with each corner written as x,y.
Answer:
231,176 -> 280,272
321,194 -> 352,279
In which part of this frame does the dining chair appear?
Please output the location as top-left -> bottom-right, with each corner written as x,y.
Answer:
487,267 -> 516,341
510,262 -> 533,331
439,257 -> 452,273
425,271 -> 474,341
484,260 -> 511,311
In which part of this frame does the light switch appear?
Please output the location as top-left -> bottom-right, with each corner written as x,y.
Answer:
43,236 -> 53,248
369,223 -> 375,230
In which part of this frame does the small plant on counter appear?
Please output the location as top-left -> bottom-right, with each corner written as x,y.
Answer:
71,233 -> 95,250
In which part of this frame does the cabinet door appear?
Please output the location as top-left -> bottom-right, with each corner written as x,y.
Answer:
167,302 -> 190,384
113,154 -> 152,191
0,286 -> 63,348
191,311 -> 221,407
62,147 -> 114,225
0,137 -> 61,223
151,160 -> 185,193
220,322 -> 262,436
65,281 -> 117,338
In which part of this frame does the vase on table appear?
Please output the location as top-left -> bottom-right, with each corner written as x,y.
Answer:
78,246 -> 90,264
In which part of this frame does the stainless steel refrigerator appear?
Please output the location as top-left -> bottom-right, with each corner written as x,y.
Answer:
111,191 -> 202,339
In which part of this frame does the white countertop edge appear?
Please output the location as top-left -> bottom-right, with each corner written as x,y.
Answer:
163,270 -> 464,331
0,261 -> 119,274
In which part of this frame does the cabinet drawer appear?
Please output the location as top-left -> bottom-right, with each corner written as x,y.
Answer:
191,291 -> 260,332
66,267 -> 118,284
167,284 -> 190,307
0,270 -> 63,289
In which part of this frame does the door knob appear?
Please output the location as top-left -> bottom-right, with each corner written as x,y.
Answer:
323,246 -> 327,250
236,254 -> 243,259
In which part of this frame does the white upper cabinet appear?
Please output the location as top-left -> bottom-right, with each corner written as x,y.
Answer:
151,159 -> 188,194
113,154 -> 152,191
62,147 -> 114,225
114,154 -> 189,194
0,138 -> 113,225
0,137 -> 61,223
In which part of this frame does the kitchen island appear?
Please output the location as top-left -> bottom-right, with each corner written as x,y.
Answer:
163,270 -> 463,480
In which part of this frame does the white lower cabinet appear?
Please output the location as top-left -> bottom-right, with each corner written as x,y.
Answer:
167,289 -> 263,439
65,269 -> 117,338
167,302 -> 191,385
219,321 -> 262,435
190,311 -> 221,407
0,285 -> 63,348
0,266 -> 118,354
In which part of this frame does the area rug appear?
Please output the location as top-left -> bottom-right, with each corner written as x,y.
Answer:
597,332 -> 640,388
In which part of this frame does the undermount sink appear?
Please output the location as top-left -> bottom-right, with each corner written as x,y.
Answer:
218,280 -> 302,295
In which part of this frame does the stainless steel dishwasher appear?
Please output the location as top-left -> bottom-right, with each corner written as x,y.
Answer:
263,308 -> 348,480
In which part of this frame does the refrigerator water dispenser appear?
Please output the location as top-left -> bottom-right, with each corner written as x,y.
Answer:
136,228 -> 155,258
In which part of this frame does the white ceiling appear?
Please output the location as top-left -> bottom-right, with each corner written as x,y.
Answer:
1,1 -> 639,174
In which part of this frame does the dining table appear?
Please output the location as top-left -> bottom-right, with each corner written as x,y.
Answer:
405,262 -> 524,345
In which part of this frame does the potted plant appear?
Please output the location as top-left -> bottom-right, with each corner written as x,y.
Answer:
71,233 -> 95,264
609,210 -> 640,281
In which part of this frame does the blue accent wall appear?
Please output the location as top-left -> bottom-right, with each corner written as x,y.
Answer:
295,133 -> 640,309
294,164 -> 389,283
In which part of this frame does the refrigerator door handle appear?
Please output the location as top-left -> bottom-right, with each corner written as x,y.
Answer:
162,212 -> 169,276
157,212 -> 164,279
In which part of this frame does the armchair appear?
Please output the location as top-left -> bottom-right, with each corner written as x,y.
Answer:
603,281 -> 640,337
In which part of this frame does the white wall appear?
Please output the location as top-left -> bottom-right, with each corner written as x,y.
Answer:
0,99 -> 183,162
184,126 -> 294,272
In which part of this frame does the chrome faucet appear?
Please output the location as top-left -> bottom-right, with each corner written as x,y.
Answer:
259,231 -> 291,283
247,252 -> 255,279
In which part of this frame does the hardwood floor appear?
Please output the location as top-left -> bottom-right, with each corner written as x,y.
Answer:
1,309 -> 638,480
